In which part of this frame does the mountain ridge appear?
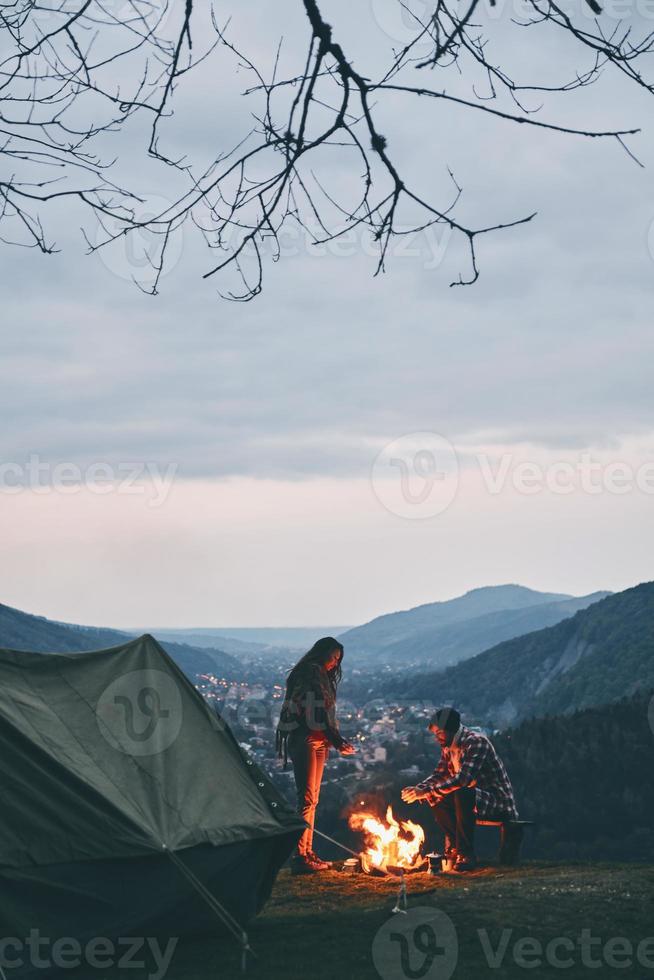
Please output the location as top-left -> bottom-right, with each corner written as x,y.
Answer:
392,582 -> 654,724
0,602 -> 241,679
338,584 -> 602,660
339,584 -> 573,652
367,591 -> 610,667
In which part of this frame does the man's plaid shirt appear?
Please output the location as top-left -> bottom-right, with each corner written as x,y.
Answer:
416,726 -> 518,820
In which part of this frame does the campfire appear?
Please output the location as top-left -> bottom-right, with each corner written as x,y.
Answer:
348,804 -> 427,874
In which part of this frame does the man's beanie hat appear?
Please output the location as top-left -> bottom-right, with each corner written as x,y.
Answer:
430,706 -> 461,732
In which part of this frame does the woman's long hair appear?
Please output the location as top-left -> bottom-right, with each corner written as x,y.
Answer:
275,637 -> 344,763
286,636 -> 343,698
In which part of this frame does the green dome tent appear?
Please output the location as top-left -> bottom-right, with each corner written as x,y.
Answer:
0,634 -> 304,978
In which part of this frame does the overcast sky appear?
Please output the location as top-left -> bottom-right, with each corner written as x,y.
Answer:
1,0 -> 653,628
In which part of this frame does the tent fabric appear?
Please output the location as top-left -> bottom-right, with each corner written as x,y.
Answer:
0,635 -> 304,970
2,838 -> 289,943
0,635 -> 303,868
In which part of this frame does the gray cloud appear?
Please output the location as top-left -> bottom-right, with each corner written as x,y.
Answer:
2,0 -> 654,481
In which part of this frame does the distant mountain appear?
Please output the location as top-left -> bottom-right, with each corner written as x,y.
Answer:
147,629 -> 272,658
377,592 -> 610,668
144,626 -> 353,656
0,603 -> 241,680
339,585 -> 575,658
157,640 -> 241,679
394,582 -> 654,725
0,603 -> 128,654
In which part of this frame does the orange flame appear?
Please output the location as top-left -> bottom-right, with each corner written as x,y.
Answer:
349,805 -> 426,872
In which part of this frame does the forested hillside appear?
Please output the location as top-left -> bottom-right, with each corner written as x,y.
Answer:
0,603 -> 240,679
391,583 -> 654,724
377,591 -> 608,667
494,692 -> 654,860
315,692 -> 654,864
339,585 -> 571,656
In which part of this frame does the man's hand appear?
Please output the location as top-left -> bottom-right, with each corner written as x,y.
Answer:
339,741 -> 355,756
401,785 -> 428,804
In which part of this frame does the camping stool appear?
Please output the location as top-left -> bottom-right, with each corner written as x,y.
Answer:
476,819 -> 534,866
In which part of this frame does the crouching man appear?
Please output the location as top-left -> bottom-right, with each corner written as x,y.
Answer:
401,707 -> 518,872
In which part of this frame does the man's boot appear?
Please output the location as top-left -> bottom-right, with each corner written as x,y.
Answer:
453,853 -> 477,873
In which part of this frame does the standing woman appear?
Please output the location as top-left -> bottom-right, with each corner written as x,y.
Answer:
276,637 -> 355,874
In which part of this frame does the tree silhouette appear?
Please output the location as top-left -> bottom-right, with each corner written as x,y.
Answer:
2,0 -> 653,297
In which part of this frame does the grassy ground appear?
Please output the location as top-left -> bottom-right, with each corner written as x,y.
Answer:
73,862 -> 654,980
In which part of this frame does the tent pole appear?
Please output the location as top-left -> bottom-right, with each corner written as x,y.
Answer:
163,846 -> 254,972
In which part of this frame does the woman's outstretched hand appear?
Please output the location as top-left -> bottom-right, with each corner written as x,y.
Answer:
339,741 -> 356,755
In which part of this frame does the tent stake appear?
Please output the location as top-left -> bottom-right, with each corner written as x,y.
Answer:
164,846 -> 254,970
392,872 -> 408,914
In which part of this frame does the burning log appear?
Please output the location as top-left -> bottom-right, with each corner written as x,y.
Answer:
348,805 -> 427,875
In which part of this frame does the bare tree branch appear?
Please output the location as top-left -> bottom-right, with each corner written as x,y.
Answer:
1,0 -> 653,297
